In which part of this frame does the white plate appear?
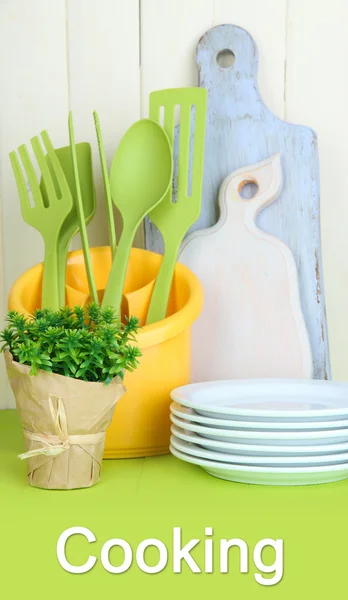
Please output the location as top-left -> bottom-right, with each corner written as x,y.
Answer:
170,379 -> 348,421
170,445 -> 348,486
170,402 -> 348,431
170,433 -> 348,466
171,424 -> 348,456
170,414 -> 348,446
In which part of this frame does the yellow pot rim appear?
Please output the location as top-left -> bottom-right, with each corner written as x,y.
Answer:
9,246 -> 203,349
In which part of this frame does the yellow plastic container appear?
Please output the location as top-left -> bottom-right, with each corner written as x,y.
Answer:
8,247 -> 203,458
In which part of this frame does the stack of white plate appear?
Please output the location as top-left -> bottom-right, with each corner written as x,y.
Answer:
169,379 -> 348,486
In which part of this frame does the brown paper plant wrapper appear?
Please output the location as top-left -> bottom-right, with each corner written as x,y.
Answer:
4,351 -> 126,490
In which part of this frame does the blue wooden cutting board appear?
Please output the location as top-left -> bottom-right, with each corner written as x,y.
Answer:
145,24 -> 330,380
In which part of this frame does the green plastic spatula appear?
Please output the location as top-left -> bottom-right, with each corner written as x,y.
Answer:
68,111 -> 98,304
102,119 -> 173,312
146,88 -> 207,324
40,140 -> 96,307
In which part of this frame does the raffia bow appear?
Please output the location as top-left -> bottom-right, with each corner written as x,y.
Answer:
19,394 -> 106,460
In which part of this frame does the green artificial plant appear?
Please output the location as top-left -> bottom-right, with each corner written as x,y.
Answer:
0,303 -> 141,384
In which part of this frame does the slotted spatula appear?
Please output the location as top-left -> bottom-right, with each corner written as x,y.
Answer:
146,88 -> 207,324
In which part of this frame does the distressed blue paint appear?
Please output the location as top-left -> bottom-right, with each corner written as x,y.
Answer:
145,24 -> 330,380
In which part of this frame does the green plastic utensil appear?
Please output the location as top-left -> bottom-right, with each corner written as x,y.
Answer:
93,110 -> 116,258
102,119 -> 173,311
40,140 -> 96,307
146,88 -> 207,325
68,111 -> 98,304
10,132 -> 73,311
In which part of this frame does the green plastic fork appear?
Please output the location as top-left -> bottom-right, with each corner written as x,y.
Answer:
10,132 -> 73,311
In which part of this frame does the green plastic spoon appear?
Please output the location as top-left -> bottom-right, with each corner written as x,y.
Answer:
40,140 -> 96,307
102,119 -> 172,311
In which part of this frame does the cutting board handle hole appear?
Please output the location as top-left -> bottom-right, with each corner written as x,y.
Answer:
216,49 -> 235,69
239,180 -> 258,200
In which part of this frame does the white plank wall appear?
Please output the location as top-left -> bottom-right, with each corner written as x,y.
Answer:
0,0 -> 69,408
1,0 -> 348,407
66,0 -> 141,248
285,0 -> 348,388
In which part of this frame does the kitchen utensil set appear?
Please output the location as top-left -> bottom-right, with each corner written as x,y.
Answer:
170,380 -> 348,485
11,91 -> 202,316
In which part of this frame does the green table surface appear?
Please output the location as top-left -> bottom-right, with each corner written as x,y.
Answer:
1,409 -> 348,598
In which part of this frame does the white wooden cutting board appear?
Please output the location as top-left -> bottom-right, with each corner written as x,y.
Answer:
145,24 -> 330,380
179,154 -> 313,382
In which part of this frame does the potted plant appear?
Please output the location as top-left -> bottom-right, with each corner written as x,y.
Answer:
0,303 -> 141,490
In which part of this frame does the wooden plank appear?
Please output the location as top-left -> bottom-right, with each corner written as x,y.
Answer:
66,0 -> 141,248
0,0 -> 69,408
285,0 -> 348,380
